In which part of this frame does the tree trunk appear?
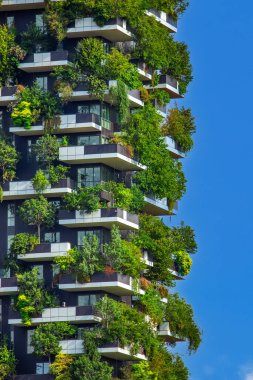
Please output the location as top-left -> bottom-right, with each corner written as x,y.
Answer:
37,224 -> 41,243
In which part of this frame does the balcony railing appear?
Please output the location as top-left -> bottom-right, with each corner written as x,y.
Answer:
59,143 -> 145,171
8,305 -> 101,325
10,113 -> 117,136
58,272 -> 143,296
19,51 -> 69,72
17,242 -> 71,262
60,339 -> 147,360
67,17 -> 133,42
0,277 -> 18,295
164,136 -> 185,158
58,208 -> 139,230
0,86 -> 17,105
2,178 -> 74,200
147,9 -> 177,32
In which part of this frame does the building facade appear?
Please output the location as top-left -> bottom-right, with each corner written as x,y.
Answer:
0,1 -> 199,379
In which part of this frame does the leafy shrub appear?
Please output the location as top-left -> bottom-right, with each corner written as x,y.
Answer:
166,293 -> 202,352
48,165 -> 69,185
11,101 -> 32,129
32,170 -> 49,194
0,339 -> 16,380
162,107 -> 196,153
63,186 -> 101,214
174,250 -> 192,276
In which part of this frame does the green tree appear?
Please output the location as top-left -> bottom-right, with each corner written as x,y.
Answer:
18,196 -> 56,242
49,353 -> 73,380
55,234 -> 104,282
32,134 -> 60,169
0,339 -> 16,380
5,233 -> 39,274
63,186 -> 100,214
31,322 -> 76,363
165,293 -> 202,352
0,25 -> 25,86
0,139 -> 19,185
32,170 -> 50,194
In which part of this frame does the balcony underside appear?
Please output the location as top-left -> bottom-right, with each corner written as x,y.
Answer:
58,281 -> 143,296
66,26 -> 132,42
10,122 -> 103,136
1,0 -> 44,10
59,216 -> 139,230
59,153 -> 144,171
19,60 -> 68,73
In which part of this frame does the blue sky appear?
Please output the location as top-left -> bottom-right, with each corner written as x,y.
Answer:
165,1 -> 253,379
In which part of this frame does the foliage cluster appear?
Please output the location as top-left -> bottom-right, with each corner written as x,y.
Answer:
162,107 -> 196,152
0,339 -> 16,380
132,215 -> 197,285
16,267 -> 59,326
0,25 -> 25,86
165,293 -> 202,352
11,84 -> 61,131
0,139 -> 19,186
31,322 -> 76,362
18,195 -> 56,242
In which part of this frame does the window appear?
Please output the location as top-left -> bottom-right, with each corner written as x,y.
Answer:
10,326 -> 14,345
35,14 -> 46,32
7,204 -> 15,227
35,76 -> 48,91
27,330 -> 34,354
78,229 -> 102,247
27,139 -> 32,162
33,265 -> 43,280
78,294 -> 101,307
78,167 -> 101,188
7,235 -> 14,250
77,135 -> 101,146
6,16 -> 14,27
78,103 -> 100,116
43,232 -> 60,243
36,363 -> 49,375
0,111 -> 3,130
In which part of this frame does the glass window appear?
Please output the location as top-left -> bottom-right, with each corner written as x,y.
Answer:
43,232 -> 60,243
36,363 -> 49,374
78,103 -> 100,116
10,325 -> 14,345
7,204 -> 15,227
0,111 -> 2,130
27,330 -> 34,354
78,294 -> 101,307
6,16 -> 14,27
77,167 -> 101,188
33,265 -> 43,280
27,139 -> 32,162
77,135 -> 100,146
35,14 -> 46,32
35,76 -> 48,91
78,230 -> 102,247
7,235 -> 14,251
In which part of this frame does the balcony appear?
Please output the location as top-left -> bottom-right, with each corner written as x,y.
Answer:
0,86 -> 17,105
59,144 -> 145,171
145,75 -> 182,99
71,81 -> 144,107
59,208 -> 139,230
8,305 -> 101,326
0,277 -> 18,295
67,17 -> 133,42
2,178 -> 74,200
1,0 -> 44,11
146,10 -> 178,33
168,267 -> 184,280
60,340 -> 147,360
165,136 -> 185,158
10,113 -> 116,136
131,60 -> 153,81
17,242 -> 71,262
158,322 -> 184,343
13,376 -> 54,380
144,196 -> 171,216
19,51 -> 69,73
58,272 -> 144,296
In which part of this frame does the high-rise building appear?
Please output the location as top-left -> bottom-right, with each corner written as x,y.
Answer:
0,1 -> 200,379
